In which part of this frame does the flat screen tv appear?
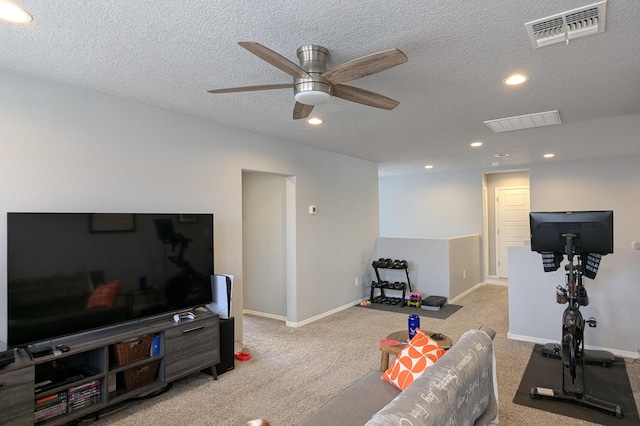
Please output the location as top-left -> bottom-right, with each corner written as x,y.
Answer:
7,213 -> 214,348
529,210 -> 613,255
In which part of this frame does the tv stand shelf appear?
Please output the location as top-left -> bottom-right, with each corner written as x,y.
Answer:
0,310 -> 219,426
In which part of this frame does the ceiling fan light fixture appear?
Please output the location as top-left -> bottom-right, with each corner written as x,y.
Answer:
295,90 -> 332,105
0,1 -> 32,23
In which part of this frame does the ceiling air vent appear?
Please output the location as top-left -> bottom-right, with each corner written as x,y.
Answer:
525,1 -> 606,49
484,110 -> 561,133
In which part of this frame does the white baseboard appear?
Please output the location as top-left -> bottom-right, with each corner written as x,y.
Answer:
507,331 -> 639,359
285,299 -> 363,328
243,299 -> 364,328
449,282 -> 485,304
242,309 -> 287,322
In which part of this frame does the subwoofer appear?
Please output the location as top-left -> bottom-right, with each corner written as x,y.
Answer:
216,317 -> 235,375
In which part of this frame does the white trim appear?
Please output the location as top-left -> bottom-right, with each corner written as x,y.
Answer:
284,299 -> 363,328
507,331 -> 639,359
450,282 -> 485,303
243,309 -> 287,322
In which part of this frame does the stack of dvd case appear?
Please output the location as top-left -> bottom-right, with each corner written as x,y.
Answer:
35,391 -> 67,422
68,379 -> 101,412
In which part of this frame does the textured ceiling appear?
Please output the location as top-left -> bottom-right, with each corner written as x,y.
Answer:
1,0 -> 639,176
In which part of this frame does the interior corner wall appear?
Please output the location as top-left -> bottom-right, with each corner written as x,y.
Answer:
448,235 -> 480,299
0,69 -> 379,344
375,237 -> 450,298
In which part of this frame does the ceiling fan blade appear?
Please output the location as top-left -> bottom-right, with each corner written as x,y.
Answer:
238,42 -> 311,79
321,49 -> 408,85
208,84 -> 293,94
332,84 -> 400,110
293,102 -> 314,120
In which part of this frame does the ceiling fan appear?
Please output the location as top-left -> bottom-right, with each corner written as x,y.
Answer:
208,42 -> 408,120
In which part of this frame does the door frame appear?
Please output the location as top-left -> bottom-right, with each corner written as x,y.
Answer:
241,171 -> 297,324
482,170 -> 531,283
494,185 -> 530,278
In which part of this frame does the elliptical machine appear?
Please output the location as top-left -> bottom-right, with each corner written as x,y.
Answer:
528,211 -> 622,418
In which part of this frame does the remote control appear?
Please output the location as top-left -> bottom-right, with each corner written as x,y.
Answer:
56,344 -> 70,352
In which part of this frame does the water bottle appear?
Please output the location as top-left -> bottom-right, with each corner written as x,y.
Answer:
408,314 -> 420,340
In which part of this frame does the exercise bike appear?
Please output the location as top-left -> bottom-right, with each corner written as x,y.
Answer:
529,232 -> 622,418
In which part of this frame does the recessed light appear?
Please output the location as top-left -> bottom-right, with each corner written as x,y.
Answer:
494,153 -> 510,158
543,153 -> 555,158
424,165 -> 434,169
504,73 -> 528,86
0,1 -> 32,23
470,141 -> 483,147
307,117 -> 323,125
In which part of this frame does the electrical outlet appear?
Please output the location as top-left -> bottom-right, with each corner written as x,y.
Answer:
354,277 -> 359,287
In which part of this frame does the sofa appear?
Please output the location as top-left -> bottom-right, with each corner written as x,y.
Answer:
8,270 -> 129,345
298,326 -> 499,426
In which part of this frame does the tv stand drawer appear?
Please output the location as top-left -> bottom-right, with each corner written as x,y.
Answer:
164,315 -> 219,382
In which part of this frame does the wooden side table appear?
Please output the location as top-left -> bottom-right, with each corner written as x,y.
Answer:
379,330 -> 453,371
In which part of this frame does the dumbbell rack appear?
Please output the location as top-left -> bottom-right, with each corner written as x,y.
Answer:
370,258 -> 413,306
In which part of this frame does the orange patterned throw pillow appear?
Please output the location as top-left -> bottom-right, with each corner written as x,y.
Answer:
87,280 -> 123,308
382,328 -> 446,391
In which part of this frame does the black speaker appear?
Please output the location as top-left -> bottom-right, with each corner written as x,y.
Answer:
216,317 -> 235,375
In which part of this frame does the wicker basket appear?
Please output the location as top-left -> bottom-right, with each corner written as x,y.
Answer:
120,359 -> 161,391
111,334 -> 153,366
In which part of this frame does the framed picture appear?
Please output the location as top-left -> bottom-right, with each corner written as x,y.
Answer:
90,214 -> 135,233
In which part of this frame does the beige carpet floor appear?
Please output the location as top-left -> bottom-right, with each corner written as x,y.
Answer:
82,284 -> 640,425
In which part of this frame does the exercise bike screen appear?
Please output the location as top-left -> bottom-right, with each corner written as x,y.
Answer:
529,210 -> 613,255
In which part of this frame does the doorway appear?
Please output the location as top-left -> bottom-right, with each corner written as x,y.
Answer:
495,186 -> 530,278
483,171 -> 531,281
242,171 -> 296,321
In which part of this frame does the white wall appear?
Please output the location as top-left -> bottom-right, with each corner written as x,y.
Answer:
0,70 -> 379,344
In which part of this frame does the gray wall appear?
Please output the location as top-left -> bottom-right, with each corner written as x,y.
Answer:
242,172 -> 286,318
509,248 -> 640,357
379,168 -> 483,238
0,69 -> 380,343
378,155 -> 640,356
374,235 -> 480,300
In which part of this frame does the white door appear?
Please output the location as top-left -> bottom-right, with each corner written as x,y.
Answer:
495,187 -> 530,278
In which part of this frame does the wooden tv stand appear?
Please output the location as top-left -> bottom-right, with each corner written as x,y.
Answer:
0,309 -> 219,425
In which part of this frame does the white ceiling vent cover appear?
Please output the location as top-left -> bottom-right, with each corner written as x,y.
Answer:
484,110 -> 561,133
525,1 -> 606,49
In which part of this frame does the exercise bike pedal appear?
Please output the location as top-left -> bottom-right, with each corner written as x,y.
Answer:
586,317 -> 597,328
